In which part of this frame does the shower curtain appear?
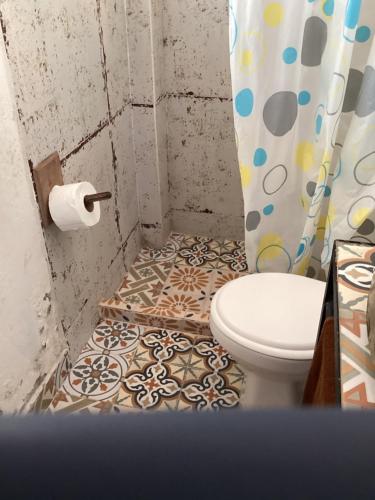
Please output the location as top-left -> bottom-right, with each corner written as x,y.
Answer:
230,0 -> 375,277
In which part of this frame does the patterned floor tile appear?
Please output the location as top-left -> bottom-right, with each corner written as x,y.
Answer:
175,234 -> 222,269
179,337 -> 244,410
117,330 -> 196,411
47,319 -> 244,414
30,350 -> 72,414
140,329 -> 195,362
181,372 -> 241,411
131,306 -> 211,336
116,260 -> 172,306
182,318 -> 212,337
157,265 -> 213,316
58,321 -> 140,403
114,388 -> 196,413
132,308 -> 183,331
209,269 -> 248,301
62,350 -> 128,401
136,232 -> 184,264
157,292 -> 206,316
99,297 -> 130,321
49,391 -> 116,415
116,329 -> 193,410
224,363 -> 246,389
46,234 -> 250,415
87,320 -> 142,357
193,336 -> 234,372
55,351 -> 73,389
130,305 -> 212,336
116,329 -> 243,412
100,233 -> 249,339
168,351 -> 207,381
118,364 -> 182,410
218,240 -> 248,272
164,265 -> 212,295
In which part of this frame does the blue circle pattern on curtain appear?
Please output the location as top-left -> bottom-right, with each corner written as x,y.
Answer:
235,88 -> 254,117
229,0 -> 374,275
283,47 -> 298,64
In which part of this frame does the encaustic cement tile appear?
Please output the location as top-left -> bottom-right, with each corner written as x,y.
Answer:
99,297 -> 138,323
136,232 -> 184,264
115,330 -> 190,410
63,350 -> 128,401
134,304 -> 212,336
159,264 -> 213,313
100,297 -> 212,336
181,337 -> 244,411
119,363 -> 182,410
48,322 -> 244,414
175,234 -> 222,269
218,240 -> 248,272
157,287 -> 210,318
52,320 -> 143,403
181,371 -> 241,411
209,269 -> 248,301
174,235 -> 248,272
116,260 -> 173,306
154,265 -> 215,329
100,233 -> 249,337
163,265 -> 213,296
87,320 -> 142,355
193,337 -> 235,372
30,350 -> 72,414
116,329 -> 244,412
49,391 -> 117,415
114,233 -> 187,308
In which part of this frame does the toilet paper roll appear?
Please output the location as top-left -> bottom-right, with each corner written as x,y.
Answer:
49,182 -> 101,231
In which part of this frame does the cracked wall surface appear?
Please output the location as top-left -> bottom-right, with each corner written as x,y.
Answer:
128,0 -> 244,241
164,0 -> 243,240
0,0 -> 243,411
0,33 -> 66,413
0,0 -> 141,362
126,0 -> 170,247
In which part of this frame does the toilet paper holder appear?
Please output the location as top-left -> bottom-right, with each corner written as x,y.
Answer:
84,192 -> 112,212
32,152 -> 112,227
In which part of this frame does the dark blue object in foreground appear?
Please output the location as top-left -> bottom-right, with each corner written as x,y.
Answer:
0,410 -> 374,499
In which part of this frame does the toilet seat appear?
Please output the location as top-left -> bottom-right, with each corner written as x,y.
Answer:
210,273 -> 326,360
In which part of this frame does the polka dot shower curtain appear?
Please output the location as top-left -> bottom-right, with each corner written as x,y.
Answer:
230,0 -> 375,277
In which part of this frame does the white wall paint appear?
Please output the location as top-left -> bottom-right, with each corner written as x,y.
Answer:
0,36 -> 66,414
126,0 -> 170,247
127,0 -> 244,241
0,0 -> 243,412
163,0 -> 243,239
0,0 -> 142,361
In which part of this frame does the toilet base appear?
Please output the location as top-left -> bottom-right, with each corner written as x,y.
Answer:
240,368 -> 304,408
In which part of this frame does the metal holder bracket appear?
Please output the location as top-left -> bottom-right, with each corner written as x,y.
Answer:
32,152 -> 112,227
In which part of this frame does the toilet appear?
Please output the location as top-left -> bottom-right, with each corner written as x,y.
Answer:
210,273 -> 326,407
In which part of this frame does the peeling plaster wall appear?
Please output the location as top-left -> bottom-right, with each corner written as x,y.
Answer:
0,35 -> 66,413
163,0 -> 244,240
0,0 -> 243,410
126,0 -> 243,242
0,0 -> 141,361
126,0 -> 170,247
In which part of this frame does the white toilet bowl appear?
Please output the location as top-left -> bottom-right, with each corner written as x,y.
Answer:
210,273 -> 326,407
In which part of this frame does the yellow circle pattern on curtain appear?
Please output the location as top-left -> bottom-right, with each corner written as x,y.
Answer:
230,0 -> 375,276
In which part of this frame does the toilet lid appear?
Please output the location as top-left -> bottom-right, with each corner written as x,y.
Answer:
213,273 -> 326,352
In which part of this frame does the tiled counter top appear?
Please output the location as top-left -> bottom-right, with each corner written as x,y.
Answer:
335,241 -> 375,408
